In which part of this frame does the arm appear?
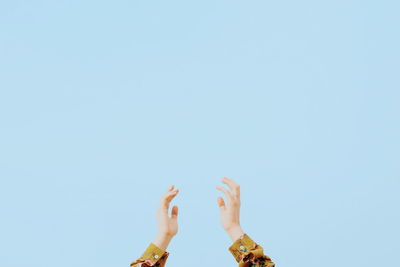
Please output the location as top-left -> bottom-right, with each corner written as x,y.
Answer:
216,177 -> 275,267
130,185 -> 179,267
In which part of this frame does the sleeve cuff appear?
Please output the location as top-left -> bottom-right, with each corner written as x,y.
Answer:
228,233 -> 257,263
138,242 -> 169,266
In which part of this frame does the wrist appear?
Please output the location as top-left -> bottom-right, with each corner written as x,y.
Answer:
153,232 -> 174,251
226,225 -> 244,242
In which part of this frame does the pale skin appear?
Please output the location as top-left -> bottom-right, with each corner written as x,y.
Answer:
152,177 -> 244,251
216,177 -> 245,242
152,185 -> 179,250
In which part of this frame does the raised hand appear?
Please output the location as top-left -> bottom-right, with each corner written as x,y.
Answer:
153,185 -> 179,250
216,177 -> 245,242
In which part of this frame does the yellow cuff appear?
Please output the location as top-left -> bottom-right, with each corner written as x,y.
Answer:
140,242 -> 167,265
228,233 -> 257,262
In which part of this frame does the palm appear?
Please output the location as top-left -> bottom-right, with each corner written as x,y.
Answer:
157,212 -> 178,236
169,217 -> 178,235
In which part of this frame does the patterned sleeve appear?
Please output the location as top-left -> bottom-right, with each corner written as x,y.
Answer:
130,242 -> 170,267
228,233 -> 275,267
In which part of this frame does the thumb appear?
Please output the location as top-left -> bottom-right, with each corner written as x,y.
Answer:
171,205 -> 178,218
217,197 -> 225,210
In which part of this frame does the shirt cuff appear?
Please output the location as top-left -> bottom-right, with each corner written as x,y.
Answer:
228,233 -> 258,263
133,242 -> 169,266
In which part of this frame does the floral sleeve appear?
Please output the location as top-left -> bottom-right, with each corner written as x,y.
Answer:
130,242 -> 170,267
228,233 -> 275,267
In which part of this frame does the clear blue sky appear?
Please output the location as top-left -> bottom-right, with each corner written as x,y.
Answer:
0,1 -> 399,267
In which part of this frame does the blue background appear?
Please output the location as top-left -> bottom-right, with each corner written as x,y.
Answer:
0,1 -> 399,266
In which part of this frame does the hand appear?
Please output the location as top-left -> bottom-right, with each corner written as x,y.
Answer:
153,185 -> 179,250
216,177 -> 245,242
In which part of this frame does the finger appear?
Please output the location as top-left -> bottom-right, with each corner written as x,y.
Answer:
165,189 -> 179,206
164,188 -> 179,200
217,196 -> 225,210
162,187 -> 178,199
166,185 -> 174,192
222,177 -> 240,196
216,186 -> 233,203
171,205 -> 178,218
160,189 -> 179,210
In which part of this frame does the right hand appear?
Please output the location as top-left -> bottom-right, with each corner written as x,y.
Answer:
216,177 -> 245,241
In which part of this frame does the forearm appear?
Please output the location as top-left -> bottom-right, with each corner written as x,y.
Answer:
228,233 -> 275,267
153,233 -> 173,251
130,241 -> 170,267
226,225 -> 245,242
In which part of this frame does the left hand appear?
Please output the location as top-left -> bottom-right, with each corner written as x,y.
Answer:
153,185 -> 179,250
